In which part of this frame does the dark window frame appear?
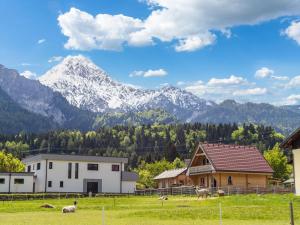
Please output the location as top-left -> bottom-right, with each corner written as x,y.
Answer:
27,165 -> 31,172
227,176 -> 233,185
37,163 -> 41,170
87,163 -> 98,171
49,162 -> 53,169
112,164 -> 120,172
14,178 -> 24,184
68,163 -> 72,179
75,163 -> 79,179
60,181 -> 64,188
0,178 -> 5,184
48,181 -> 52,188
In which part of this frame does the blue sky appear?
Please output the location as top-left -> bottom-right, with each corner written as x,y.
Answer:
1,0 -> 300,105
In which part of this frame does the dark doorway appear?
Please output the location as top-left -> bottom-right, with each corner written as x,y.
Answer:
33,182 -> 35,193
87,182 -> 98,193
213,178 -> 217,188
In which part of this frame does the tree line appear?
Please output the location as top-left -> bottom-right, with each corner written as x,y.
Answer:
0,123 -> 284,169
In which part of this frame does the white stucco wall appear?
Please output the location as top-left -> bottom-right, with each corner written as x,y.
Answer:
0,174 -> 34,193
294,149 -> 300,195
25,159 -> 123,193
122,181 -> 136,193
0,175 -> 9,192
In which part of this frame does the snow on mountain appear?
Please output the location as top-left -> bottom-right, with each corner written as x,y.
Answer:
39,55 -> 214,119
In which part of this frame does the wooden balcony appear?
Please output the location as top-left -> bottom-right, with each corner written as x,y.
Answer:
188,165 -> 214,175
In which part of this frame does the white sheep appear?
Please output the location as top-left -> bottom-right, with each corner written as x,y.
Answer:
62,201 -> 77,213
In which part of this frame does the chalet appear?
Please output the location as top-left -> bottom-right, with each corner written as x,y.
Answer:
186,143 -> 273,189
280,127 -> 300,195
154,168 -> 192,188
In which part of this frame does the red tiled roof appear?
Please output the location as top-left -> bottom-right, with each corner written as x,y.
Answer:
200,143 -> 273,174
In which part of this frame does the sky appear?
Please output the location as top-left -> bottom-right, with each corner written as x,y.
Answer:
1,0 -> 300,105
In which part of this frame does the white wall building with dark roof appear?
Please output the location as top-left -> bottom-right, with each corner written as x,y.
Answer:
9,154 -> 139,194
0,172 -> 35,193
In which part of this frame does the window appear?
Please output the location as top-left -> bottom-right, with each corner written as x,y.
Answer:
68,163 -> 72,179
227,176 -> 233,185
49,162 -> 53,169
75,163 -> 79,179
87,164 -> 98,171
48,181 -> 52,188
60,181 -> 64,188
37,163 -> 41,170
14,179 -> 24,184
200,177 -> 205,186
112,164 -> 120,172
27,165 -> 31,172
0,178 -> 5,184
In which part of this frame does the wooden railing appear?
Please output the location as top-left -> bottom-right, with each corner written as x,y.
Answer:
188,165 -> 214,174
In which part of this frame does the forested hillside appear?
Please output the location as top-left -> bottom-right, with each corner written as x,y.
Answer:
0,123 -> 284,168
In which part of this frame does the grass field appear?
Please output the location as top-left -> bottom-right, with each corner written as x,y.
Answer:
0,194 -> 299,225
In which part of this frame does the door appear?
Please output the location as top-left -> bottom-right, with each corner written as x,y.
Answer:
87,182 -> 98,193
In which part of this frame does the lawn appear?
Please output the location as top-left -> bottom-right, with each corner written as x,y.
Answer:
0,194 -> 299,225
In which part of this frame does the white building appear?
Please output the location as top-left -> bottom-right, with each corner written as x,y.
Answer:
19,154 -> 137,194
281,128 -> 300,195
0,172 -> 34,193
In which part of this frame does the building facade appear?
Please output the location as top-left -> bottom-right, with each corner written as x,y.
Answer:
280,128 -> 300,195
19,154 -> 137,194
0,172 -> 34,193
154,168 -> 192,188
187,143 -> 273,189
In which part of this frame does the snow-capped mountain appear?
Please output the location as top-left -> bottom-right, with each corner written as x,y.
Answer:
39,55 -> 214,120
0,64 -> 93,130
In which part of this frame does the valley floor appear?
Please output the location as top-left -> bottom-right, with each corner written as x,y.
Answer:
0,194 -> 299,225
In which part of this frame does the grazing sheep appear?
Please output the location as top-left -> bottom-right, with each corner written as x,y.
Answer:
195,187 -> 210,199
40,203 -> 55,209
158,195 -> 168,201
62,201 -> 77,213
217,189 -> 225,197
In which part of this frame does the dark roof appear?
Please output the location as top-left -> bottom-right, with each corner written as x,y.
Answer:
0,172 -> 35,176
122,171 -> 139,181
280,127 -> 300,148
199,143 -> 273,174
22,154 -> 128,164
154,168 -> 187,180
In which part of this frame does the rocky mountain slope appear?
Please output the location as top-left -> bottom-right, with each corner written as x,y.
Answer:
0,87 -> 55,133
39,55 -> 214,121
0,64 -> 94,131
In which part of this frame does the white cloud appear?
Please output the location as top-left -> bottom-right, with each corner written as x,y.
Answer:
207,75 -> 248,86
21,63 -> 31,66
233,88 -> 267,96
58,8 -> 146,51
38,39 -> 46,44
48,56 -> 64,63
177,81 -> 185,86
286,75 -> 300,87
287,94 -> 300,105
271,75 -> 289,81
58,2 -> 300,52
20,70 -> 37,80
255,67 -> 289,81
175,33 -> 216,52
130,69 -> 167,77
284,20 -> 300,45
255,67 -> 274,78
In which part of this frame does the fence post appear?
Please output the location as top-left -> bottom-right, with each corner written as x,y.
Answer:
219,202 -> 222,225
290,201 -> 294,225
227,186 -> 230,196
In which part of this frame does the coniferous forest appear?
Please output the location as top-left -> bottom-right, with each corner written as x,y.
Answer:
0,123 -> 285,169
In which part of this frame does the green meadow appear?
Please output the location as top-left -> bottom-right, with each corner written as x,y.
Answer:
0,194 -> 299,225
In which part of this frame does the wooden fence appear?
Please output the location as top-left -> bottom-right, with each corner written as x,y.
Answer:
135,185 -> 293,196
